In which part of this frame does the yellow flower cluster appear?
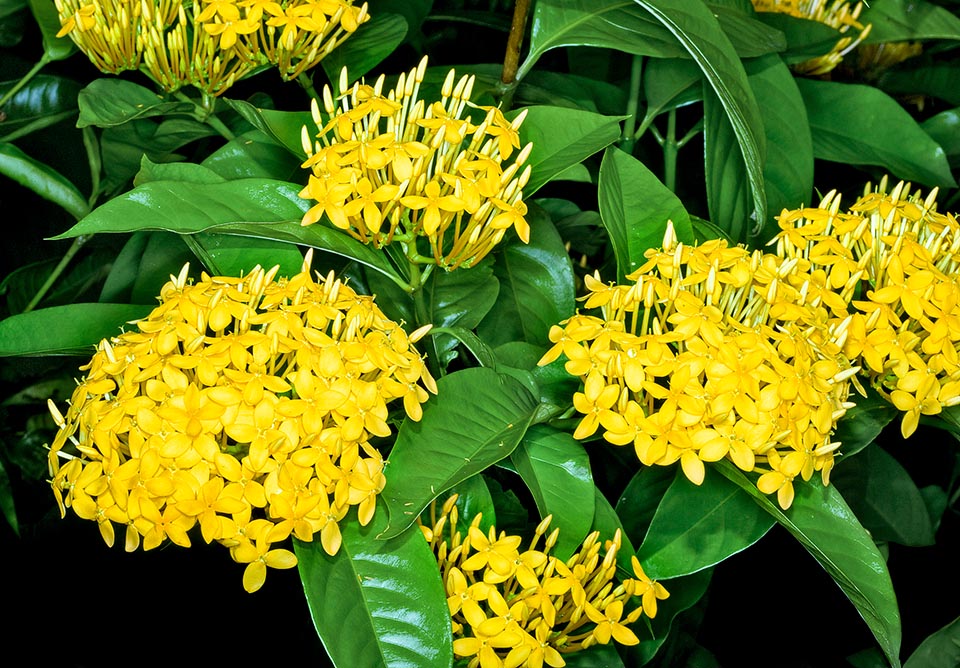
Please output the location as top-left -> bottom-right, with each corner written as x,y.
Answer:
47,253 -> 436,592
751,0 -> 872,75
299,57 -> 533,270
541,224 -> 858,509
772,178 -> 960,438
420,495 -> 668,668
54,0 -> 369,95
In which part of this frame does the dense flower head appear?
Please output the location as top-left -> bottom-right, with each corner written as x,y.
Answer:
541,224 -> 858,509
47,253 -> 436,592
751,0 -> 871,75
420,494 -> 668,667
54,0 -> 369,95
771,178 -> 960,438
298,56 -> 534,270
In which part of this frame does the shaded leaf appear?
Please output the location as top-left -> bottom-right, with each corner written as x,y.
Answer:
295,507 -> 452,668
904,616 -> 960,668
224,99 -> 310,158
590,485 -> 637,574
710,2 -> 786,57
0,459 -> 17,535
922,107 -> 960,168
615,465 -> 682,549
192,232 -> 305,278
0,74 -> 80,136
864,0 -> 960,43
446,473 -> 497,537
0,303 -> 152,356
28,0 -> 75,60
0,141 -> 89,219
321,13 -> 408,83
380,368 -> 539,539
201,130 -> 303,181
833,384 -> 899,459
423,259 -> 499,366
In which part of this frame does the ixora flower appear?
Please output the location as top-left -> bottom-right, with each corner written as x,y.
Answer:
46,252 -> 436,592
541,223 -> 858,509
53,0 -> 369,95
771,178 -> 960,438
420,495 -> 668,667
298,56 -> 533,270
751,0 -> 871,75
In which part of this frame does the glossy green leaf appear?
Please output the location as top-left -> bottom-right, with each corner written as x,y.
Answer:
615,465 -> 679,548
922,107 -> 960,168
634,0 -> 767,232
446,473 -> 497,536
0,141 -> 89,219
598,146 -> 694,281
380,367 -> 539,539
0,303 -> 152,356
224,100 -> 310,158
636,469 -> 774,579
99,232 -> 192,304
863,0 -> 960,43
77,79 -> 193,128
513,105 -> 623,196
511,425 -> 594,560
832,445 -> 935,547
716,461 -> 902,667
423,259 -> 499,366
904,616 -> 960,668
477,203 -> 574,347
295,507 -> 452,668
833,384 -> 899,459
55,178 -> 306,238
493,341 -> 581,414
704,83 -> 751,243
520,0 -> 686,80
321,13 -> 407,83
28,0 -> 75,60
797,78 -> 956,188
134,156 -> 227,185
0,74 -> 80,136
710,3 -> 786,57
192,232 -> 305,278
746,55 -> 813,238
201,130 -> 303,181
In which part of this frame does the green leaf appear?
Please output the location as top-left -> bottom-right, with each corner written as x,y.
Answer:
511,425 -> 594,560
0,458 -> 18,535
703,83 -> 751,243
493,341 -> 581,414
55,178 -> 307,238
746,55 -> 813,237
880,60 -> 960,107
28,0 -> 75,60
716,461 -> 902,668
598,146 -> 694,281
710,3 -> 786,58
0,74 -> 80,137
134,156 -> 227,185
863,0 -> 960,43
834,384 -> 898,459
643,58 -> 703,117
922,107 -> 960,168
201,130 -> 303,181
904,616 -> 960,668
77,79 -> 194,128
0,141 -> 89,219
446,473 -> 497,536
0,303 -> 153,356
633,0 -> 767,232
366,0 -> 431,40
192,232 -> 305,278
223,100 -> 310,158
520,0 -> 687,80
797,78 -> 956,188
1,246 -> 113,313
514,68 -> 629,116
99,232 -> 191,304
636,469 -> 774,579
513,105 -> 623,196
564,645 -> 625,667
615,465 -> 682,548
321,13 -> 408,83
477,203 -> 575,348
295,507 -> 453,668
590,485 -> 637,574
627,568 -> 713,665
832,444 -> 935,547
751,13 -> 847,66
422,259 -> 499,366
380,367 -> 539,539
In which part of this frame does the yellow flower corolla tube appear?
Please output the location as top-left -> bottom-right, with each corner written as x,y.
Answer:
751,0 -> 871,75
53,0 -> 369,95
772,178 -> 960,439
47,252 -> 436,592
541,224 -> 858,510
299,56 -> 534,270
420,495 -> 668,667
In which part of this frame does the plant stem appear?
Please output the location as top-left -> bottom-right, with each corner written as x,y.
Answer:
23,235 -> 88,313
0,55 -> 50,111
621,56 -> 643,152
180,91 -> 236,141
496,0 -> 532,110
663,108 -> 678,192
298,72 -> 321,104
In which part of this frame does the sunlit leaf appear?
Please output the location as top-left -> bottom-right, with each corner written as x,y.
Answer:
0,303 -> 152,356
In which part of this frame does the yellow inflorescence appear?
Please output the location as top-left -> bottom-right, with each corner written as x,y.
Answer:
298,56 -> 533,270
53,0 -> 369,95
541,224 -> 858,510
772,178 -> 960,439
420,495 -> 668,668
47,253 -> 436,592
751,0 -> 872,75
